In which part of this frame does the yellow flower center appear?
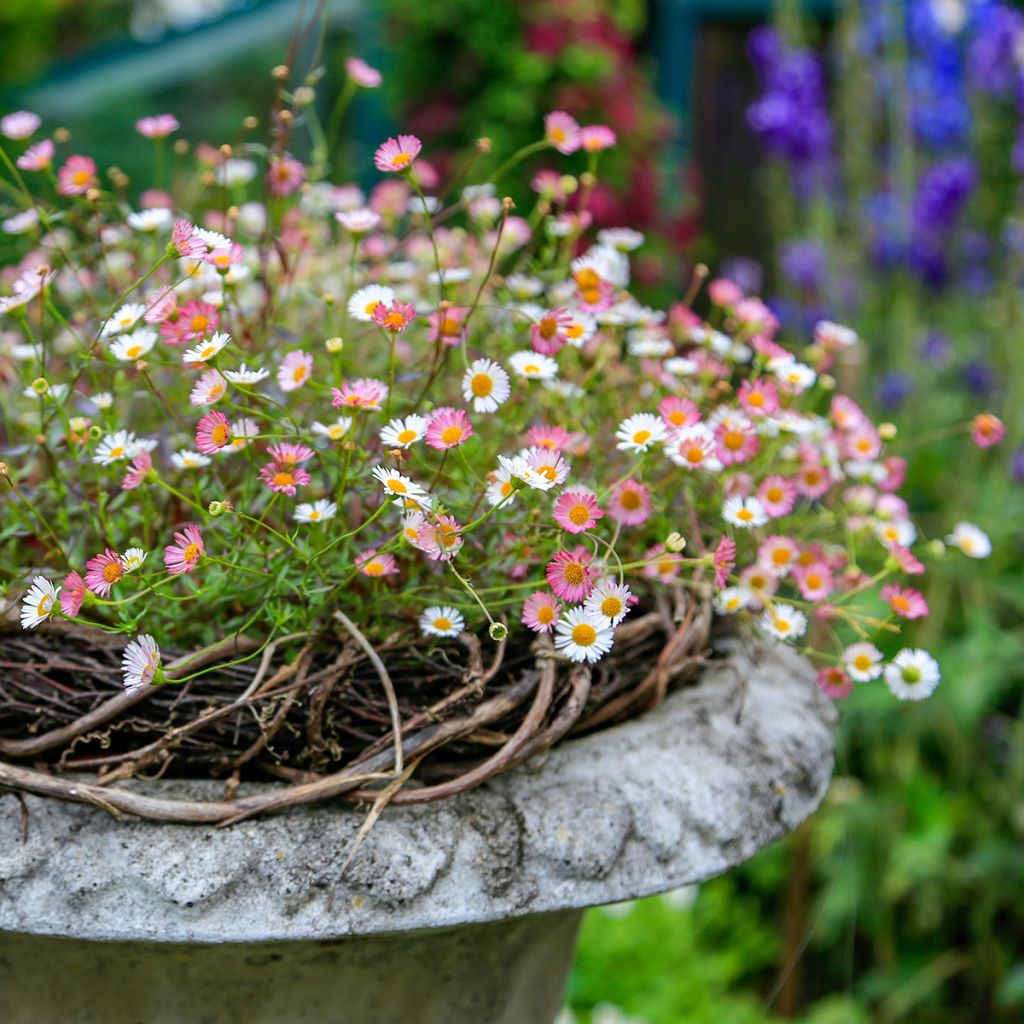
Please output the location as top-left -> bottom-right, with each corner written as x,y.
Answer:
209,385 -> 224,400
72,169 -> 92,187
390,152 -> 412,169
441,426 -> 464,445
600,596 -> 623,619
500,481 -> 513,497
183,543 -> 201,563
308,511 -> 321,520
433,616 -> 452,632
109,446 -> 125,459
364,560 -> 386,576
737,508 -> 754,522
537,605 -> 555,624
562,563 -> 585,586
471,374 -> 493,397
190,315 -> 209,334
891,594 -> 910,613
765,486 -> 783,503
619,489 -> 641,510
397,429 -> 417,445
211,423 -> 231,447
723,430 -> 745,450
632,430 -> 651,445
126,346 -> 142,359
772,549 -> 791,566
773,617 -> 791,633
538,465 -> 557,481
386,479 -> 407,493
292,364 -> 307,383
538,317 -> 558,340
383,311 -> 406,331
273,471 -> 295,488
568,503 -> 590,526
37,595 -> 52,615
571,623 -> 597,646
365,300 -> 384,316
685,446 -> 704,464
103,562 -> 124,584
853,654 -> 872,671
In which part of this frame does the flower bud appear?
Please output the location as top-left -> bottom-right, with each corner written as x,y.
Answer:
665,532 -> 687,552
560,175 -> 578,195
878,422 -> 897,441
30,377 -> 48,395
325,336 -> 344,353
488,622 -> 509,642
88,424 -> 104,440
208,500 -> 234,517
819,374 -> 836,391
293,86 -> 315,107
925,538 -> 946,558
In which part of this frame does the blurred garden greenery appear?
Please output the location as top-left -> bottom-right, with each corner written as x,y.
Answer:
2,0 -> 1022,1021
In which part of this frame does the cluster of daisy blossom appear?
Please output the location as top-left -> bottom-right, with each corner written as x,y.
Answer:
0,70 -> 1002,702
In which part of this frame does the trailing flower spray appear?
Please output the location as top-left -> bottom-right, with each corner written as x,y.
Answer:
0,60 -> 1002,703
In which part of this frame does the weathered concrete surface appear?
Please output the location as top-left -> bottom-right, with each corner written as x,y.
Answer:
0,641 -> 836,944
0,910 -> 584,1024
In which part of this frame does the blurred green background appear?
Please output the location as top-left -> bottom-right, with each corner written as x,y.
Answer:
2,1 -> 1022,1021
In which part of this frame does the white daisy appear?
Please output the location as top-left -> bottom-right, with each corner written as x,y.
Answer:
120,548 -> 148,574
874,518 -> 917,549
312,417 -> 353,442
93,430 -> 146,465
722,496 -> 769,529
584,580 -> 633,627
183,331 -> 231,365
122,635 -> 162,694
294,499 -> 338,524
371,465 -> 430,506
100,303 -> 146,338
109,328 -> 158,362
3,209 -> 39,235
843,642 -> 884,683
223,363 -> 270,385
170,449 -> 212,469
714,586 -> 752,614
759,604 -> 808,642
615,413 -> 667,453
20,576 -> 60,629
380,414 -> 428,449
554,608 -> 615,663
884,649 -> 940,701
509,350 -> 559,380
127,208 -> 173,232
564,311 -> 597,348
194,228 -> 232,250
347,284 -> 395,322
496,454 -> 556,492
946,522 -> 991,559
91,391 -> 114,410
420,605 -> 465,638
462,358 -> 511,414
485,466 -> 519,507
506,274 -> 545,299
665,424 -> 723,472
770,356 -> 818,392
597,227 -> 645,251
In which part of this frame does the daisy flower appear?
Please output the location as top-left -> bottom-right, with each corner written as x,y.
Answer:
553,490 -> 604,534
162,300 -> 219,345
530,308 -> 574,355
581,124 -> 617,152
737,379 -> 780,417
135,114 -> 179,138
331,377 -> 389,410
795,461 -> 831,500
294,499 -> 338,524
381,414 -> 428,449
642,544 -> 684,582
336,207 -> 381,234
371,465 -> 430,506
815,320 -> 858,351
523,447 -> 570,488
59,571 -> 86,617
522,591 -> 561,633
312,416 -> 353,442
277,350 -> 313,392
109,328 -> 157,362
170,449 -> 212,469
615,413 -> 667,454
874,518 -> 917,549
85,548 -> 125,597
843,642 -> 884,683
120,548 -> 147,574
462,358 -> 511,413
425,407 -> 474,450
758,535 -> 799,576
57,155 -> 97,196
227,417 -> 258,453
771,357 -> 817,392
267,157 -> 306,196
659,396 -> 700,431
544,111 -> 582,154
714,414 -> 759,466
759,604 -> 808,642
714,586 -> 751,615
20,576 -> 60,629
889,544 -> 925,575
880,584 -> 929,620
121,450 -> 153,490
259,462 -> 311,496
163,524 -> 204,575
509,350 -> 558,381
127,208 -> 174,232
972,413 -> 1005,449
884,649 -> 940,701
417,515 -> 464,561
554,608 -> 614,663
195,410 -> 233,455
356,548 -> 398,576
2,111 -> 40,140
946,522 -> 992,558
93,430 -> 146,466
183,331 -> 231,365
757,475 -> 797,518
525,424 -> 573,451
723,496 -> 768,529
816,667 -> 853,700
375,134 -> 423,173
372,298 -> 416,334
122,635 -> 162,695
486,466 -> 518,508
714,536 -> 736,589
607,478 -> 652,527
347,284 -> 395,322
665,425 -> 722,472
268,442 -> 315,466
189,369 -> 228,406
428,305 -> 468,346
172,218 -> 207,259
794,562 -> 834,601
546,547 -> 595,603
101,303 -> 146,337
17,138 -> 54,172
584,579 -> 632,626
420,605 -> 465,637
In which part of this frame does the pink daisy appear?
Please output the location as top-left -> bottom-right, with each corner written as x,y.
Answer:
880,584 -> 929,620
714,415 -> 759,466
522,591 -> 561,634
267,156 -> 306,196
553,490 -> 604,535
878,456 -> 907,493
84,548 -> 124,597
57,155 -> 97,196
277,350 -> 314,392
845,424 -> 882,462
830,395 -> 867,432
794,562 -> 835,601
737,379 -> 780,417
163,524 -> 205,575
195,410 -> 233,455
889,544 -> 925,575
172,219 -> 208,259
204,242 -> 245,272
546,547 -> 595,603
642,544 -> 684,583
795,460 -> 831,500
658,396 -> 700,431
331,377 -> 389,411
708,278 -> 743,307
758,535 -> 800,577
374,134 -> 422,173
544,111 -> 581,154
580,124 -> 616,152
972,413 -> 1005,449
713,536 -> 736,589
425,407 -> 474,450
428,306 -> 468,346
417,515 -> 464,561
607,478 -> 652,527
816,666 -> 853,700
59,571 -> 86,617
530,308 -> 573,355
524,447 -> 570,488
757,475 -> 797,518
16,138 -> 53,172
346,56 -> 383,88
144,291 -> 177,324
372,299 -> 416,334
1,111 -> 40,140
573,267 -> 615,312
267,442 -> 315,466
356,548 -> 398,577
259,462 -> 311,497
525,424 -> 573,451
162,300 -> 219,345
189,369 -> 228,406
121,449 -> 153,490
135,114 -> 179,139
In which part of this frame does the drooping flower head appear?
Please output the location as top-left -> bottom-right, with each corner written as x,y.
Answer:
20,576 -> 60,629
195,410 -> 233,455
122,635 -> 162,694
163,524 -> 205,575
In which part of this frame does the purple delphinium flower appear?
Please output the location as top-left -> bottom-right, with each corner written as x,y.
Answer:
920,331 -> 953,365
877,372 -> 914,411
1010,446 -> 1024,484
779,239 -> 828,294
963,359 -> 995,395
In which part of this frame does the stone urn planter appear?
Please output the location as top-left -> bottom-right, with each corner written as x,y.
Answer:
0,641 -> 834,1024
